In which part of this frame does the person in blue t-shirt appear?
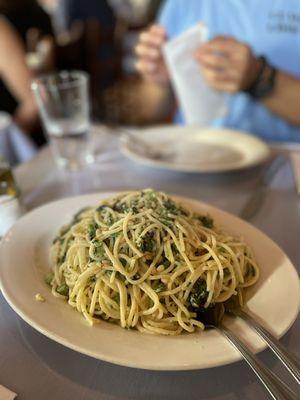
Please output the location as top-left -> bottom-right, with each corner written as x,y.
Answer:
136,0 -> 300,142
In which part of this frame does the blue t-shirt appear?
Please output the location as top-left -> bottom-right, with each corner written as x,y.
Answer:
159,0 -> 300,142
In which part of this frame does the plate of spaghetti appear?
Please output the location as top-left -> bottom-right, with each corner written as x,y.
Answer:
0,190 -> 299,370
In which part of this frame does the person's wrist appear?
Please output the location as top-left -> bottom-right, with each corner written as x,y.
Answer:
243,56 -> 264,91
244,56 -> 277,99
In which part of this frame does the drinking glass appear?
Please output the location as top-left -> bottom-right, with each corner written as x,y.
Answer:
32,71 -> 94,170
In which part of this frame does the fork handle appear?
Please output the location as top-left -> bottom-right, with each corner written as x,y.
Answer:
235,310 -> 300,384
219,325 -> 298,400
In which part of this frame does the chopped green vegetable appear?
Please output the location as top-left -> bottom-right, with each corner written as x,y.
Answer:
113,293 -> 120,304
171,243 -> 177,253
92,240 -> 105,260
60,252 -> 67,264
96,205 -> 116,225
142,190 -> 159,209
153,282 -> 166,293
45,272 -> 54,286
198,215 -> 214,229
110,231 -> 120,238
137,231 -> 154,252
163,199 -> 178,214
143,189 -> 156,200
159,217 -> 173,227
245,264 -> 255,277
189,279 -> 208,308
56,284 -> 69,296
112,202 -> 130,213
162,259 -> 171,268
106,214 -> 114,226
52,236 -> 64,245
120,258 -> 127,267
96,205 -> 110,212
88,222 -> 98,240
216,245 -> 225,253
73,207 -> 90,223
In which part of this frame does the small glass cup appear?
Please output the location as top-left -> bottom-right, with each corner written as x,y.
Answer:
32,71 -> 94,170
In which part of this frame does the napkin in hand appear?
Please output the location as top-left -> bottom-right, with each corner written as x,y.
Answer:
163,23 -> 227,126
0,385 -> 17,400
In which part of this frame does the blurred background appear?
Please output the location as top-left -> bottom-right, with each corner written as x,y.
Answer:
2,0 -> 300,166
0,0 -> 169,150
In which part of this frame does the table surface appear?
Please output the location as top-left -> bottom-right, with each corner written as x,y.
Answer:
1,128 -> 300,400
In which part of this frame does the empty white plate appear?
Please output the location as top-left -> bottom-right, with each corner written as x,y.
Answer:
121,126 -> 270,173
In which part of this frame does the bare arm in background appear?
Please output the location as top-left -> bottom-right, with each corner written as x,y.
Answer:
135,25 -> 175,111
263,73 -> 300,126
0,19 -> 38,134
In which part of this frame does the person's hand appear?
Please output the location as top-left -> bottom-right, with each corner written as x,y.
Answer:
135,25 -> 170,85
194,36 -> 261,93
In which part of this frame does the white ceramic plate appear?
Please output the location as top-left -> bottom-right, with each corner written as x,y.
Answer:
0,193 -> 299,371
121,126 -> 270,173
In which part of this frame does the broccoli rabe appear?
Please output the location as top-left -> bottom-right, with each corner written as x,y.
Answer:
198,215 -> 214,229
56,284 -> 69,297
189,279 -> 208,308
88,222 -> 98,240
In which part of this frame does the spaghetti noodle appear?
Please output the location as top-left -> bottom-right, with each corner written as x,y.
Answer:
48,189 -> 259,335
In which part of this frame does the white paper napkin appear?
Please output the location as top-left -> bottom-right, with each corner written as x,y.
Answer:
0,385 -> 17,400
163,23 -> 227,126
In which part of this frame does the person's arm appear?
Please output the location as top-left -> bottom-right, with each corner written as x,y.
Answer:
0,19 -> 38,133
194,36 -> 300,126
263,73 -> 300,126
135,24 -> 175,121
135,0 -> 183,106
135,0 -> 184,86
135,24 -> 170,85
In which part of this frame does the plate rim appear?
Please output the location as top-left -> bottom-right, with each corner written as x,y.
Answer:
0,191 -> 299,371
121,126 -> 271,173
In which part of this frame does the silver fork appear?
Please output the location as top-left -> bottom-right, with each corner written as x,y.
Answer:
227,307 -> 300,384
201,305 -> 299,400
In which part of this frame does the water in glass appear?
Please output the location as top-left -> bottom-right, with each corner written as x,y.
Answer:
32,71 -> 94,170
